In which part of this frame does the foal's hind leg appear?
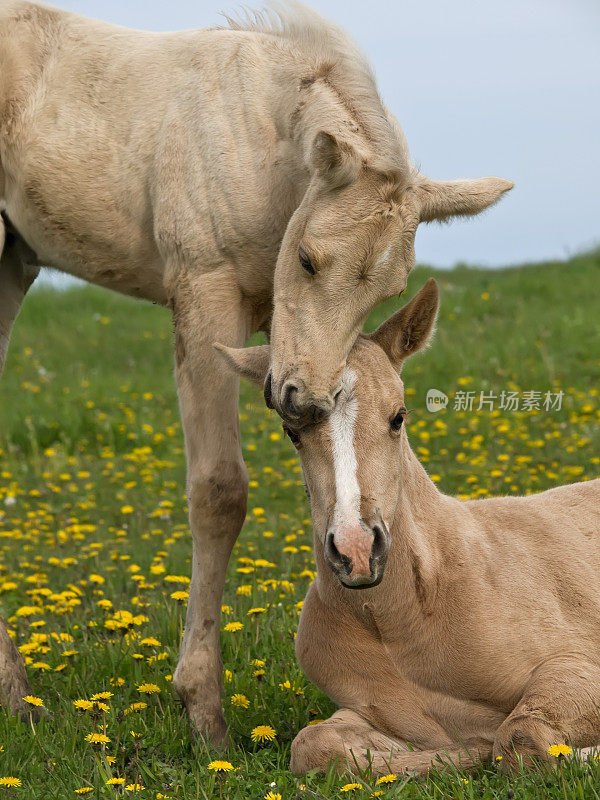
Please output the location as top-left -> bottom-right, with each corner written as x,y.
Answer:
290,708 -> 492,778
169,267 -> 253,745
0,224 -> 40,716
493,658 -> 600,771
0,618 -> 32,718
0,217 -> 40,375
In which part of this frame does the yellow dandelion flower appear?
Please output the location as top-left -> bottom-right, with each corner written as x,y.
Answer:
90,691 -> 113,700
84,732 -> 110,744
106,778 -> 125,786
0,777 -> 22,787
278,680 -> 304,695
375,773 -> 398,785
231,694 -> 250,708
74,789 -> 93,795
548,744 -> 573,757
15,605 -> 43,617
23,695 -> 44,707
163,575 -> 190,584
250,725 -> 276,743
340,784 -> 362,793
120,505 -> 134,514
139,637 -> 161,647
73,699 -> 94,711
124,784 -> 144,791
223,621 -> 243,632
265,793 -> 282,800
170,590 -> 189,601
124,702 -> 147,714
247,607 -> 266,616
137,683 -> 160,694
207,760 -> 234,773
254,559 -> 275,568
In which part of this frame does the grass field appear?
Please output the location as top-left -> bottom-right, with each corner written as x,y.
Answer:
0,251 -> 599,799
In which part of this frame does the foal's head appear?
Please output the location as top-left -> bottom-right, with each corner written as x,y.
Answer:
219,279 -> 439,589
267,130 -> 510,429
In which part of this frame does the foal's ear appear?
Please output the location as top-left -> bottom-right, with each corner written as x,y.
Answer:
214,344 -> 271,386
416,177 -> 514,223
309,131 -> 362,188
370,279 -> 439,369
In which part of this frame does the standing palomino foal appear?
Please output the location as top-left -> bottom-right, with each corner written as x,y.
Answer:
0,1 -> 513,741
222,279 -> 600,776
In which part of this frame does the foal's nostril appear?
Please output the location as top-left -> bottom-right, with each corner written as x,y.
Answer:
310,404 -> 329,425
281,381 -> 300,419
263,371 -> 274,409
325,531 -> 353,576
371,524 -> 387,559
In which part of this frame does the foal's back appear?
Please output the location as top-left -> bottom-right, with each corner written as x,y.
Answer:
0,2 -> 296,299
462,477 -> 600,644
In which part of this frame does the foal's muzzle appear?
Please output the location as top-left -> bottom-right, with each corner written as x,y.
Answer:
266,370 -> 335,428
324,519 -> 391,589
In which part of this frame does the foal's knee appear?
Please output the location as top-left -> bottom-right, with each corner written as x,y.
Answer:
188,460 -> 248,531
291,725 -> 334,775
290,722 -> 349,775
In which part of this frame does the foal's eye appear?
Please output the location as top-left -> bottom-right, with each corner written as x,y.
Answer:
390,409 -> 407,432
298,247 -> 315,276
283,424 -> 301,448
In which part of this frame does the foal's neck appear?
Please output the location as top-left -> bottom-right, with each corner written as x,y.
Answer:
384,438 -> 446,608
273,50 -> 406,173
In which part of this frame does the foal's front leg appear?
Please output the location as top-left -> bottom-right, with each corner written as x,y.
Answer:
170,268 -> 253,745
291,708 -> 492,778
0,618 -> 33,718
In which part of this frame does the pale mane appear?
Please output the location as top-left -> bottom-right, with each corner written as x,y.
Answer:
223,0 -> 412,178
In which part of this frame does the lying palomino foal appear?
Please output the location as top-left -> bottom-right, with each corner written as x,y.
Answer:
220,279 -> 600,776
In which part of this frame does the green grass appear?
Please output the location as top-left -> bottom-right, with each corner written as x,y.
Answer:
0,250 -> 599,799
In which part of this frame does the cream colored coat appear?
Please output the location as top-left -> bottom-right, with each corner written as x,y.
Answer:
223,281 -> 600,776
0,1 -> 512,741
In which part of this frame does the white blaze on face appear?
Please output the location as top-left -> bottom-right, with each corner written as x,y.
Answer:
329,368 -> 361,530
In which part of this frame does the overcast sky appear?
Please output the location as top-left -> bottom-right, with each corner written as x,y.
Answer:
48,0 -> 599,268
